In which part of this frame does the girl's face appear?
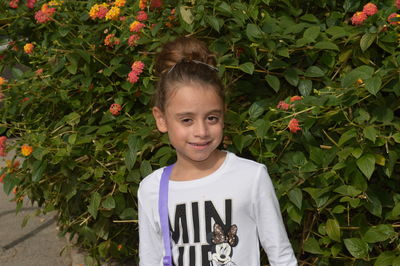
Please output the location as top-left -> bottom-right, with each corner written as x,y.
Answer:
153,84 -> 224,167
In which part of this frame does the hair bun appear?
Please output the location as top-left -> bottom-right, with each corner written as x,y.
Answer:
155,37 -> 216,75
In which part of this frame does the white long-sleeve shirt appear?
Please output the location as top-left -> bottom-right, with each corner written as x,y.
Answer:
138,151 -> 297,266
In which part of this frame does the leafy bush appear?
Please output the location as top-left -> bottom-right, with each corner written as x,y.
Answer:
1,0 -> 400,264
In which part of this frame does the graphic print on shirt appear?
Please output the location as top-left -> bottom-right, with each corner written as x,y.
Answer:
169,199 -> 238,266
207,223 -> 238,266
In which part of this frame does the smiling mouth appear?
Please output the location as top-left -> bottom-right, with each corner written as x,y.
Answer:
189,141 -> 211,148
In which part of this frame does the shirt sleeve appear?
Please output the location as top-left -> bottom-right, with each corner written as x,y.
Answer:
138,185 -> 164,266
252,166 -> 298,266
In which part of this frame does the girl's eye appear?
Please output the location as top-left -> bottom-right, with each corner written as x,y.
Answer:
207,116 -> 219,123
181,118 -> 193,124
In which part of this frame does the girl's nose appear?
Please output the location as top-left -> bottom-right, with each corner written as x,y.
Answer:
194,121 -> 208,137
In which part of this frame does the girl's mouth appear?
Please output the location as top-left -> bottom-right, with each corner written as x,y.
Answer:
189,141 -> 211,149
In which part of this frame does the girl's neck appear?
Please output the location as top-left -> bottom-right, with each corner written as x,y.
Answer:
170,150 -> 226,181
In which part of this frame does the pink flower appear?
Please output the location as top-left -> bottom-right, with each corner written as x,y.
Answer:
290,95 -> 302,102
388,13 -> 400,25
396,0 -> 400,9
129,21 -> 145,32
362,3 -> 378,16
109,103 -> 122,115
351,11 -> 368,25
277,101 -> 290,110
136,11 -> 148,21
104,34 -> 120,47
0,136 -> 7,157
288,118 -> 301,133
35,4 -> 56,23
127,61 -> 145,84
35,68 -> 43,75
26,0 -> 36,8
128,34 -> 140,47
9,0 -> 19,8
97,6 -> 109,19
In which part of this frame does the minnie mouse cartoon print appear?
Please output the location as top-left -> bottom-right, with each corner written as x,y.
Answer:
208,223 -> 239,266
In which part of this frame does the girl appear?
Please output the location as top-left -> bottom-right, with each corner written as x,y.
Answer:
138,37 -> 297,266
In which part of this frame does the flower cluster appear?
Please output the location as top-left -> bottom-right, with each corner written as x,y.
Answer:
89,1 -> 123,20
35,3 -> 56,24
351,3 -> 377,26
27,0 -> 36,8
0,77 -> 7,86
139,0 -> 162,10
129,21 -> 146,33
104,34 -> 120,47
109,103 -> 122,116
105,6 -> 120,20
0,136 -> 7,156
9,0 -> 19,8
397,0 -> 400,9
21,144 -> 33,156
276,95 -> 302,110
288,118 -> 301,133
24,43 -> 34,54
136,11 -> 148,21
127,61 -> 145,84
128,34 -> 140,47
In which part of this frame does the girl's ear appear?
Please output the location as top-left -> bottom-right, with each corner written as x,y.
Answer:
152,107 -> 168,133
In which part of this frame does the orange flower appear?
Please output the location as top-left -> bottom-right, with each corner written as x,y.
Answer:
288,118 -> 301,133
362,3 -> 378,16
21,144 -> 33,156
290,95 -> 302,102
24,43 -> 34,54
128,34 -> 140,47
351,12 -> 367,25
0,173 -> 5,183
114,0 -> 125,7
129,21 -> 145,32
0,77 -> 7,85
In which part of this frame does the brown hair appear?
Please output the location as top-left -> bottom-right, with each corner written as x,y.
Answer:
153,37 -> 224,111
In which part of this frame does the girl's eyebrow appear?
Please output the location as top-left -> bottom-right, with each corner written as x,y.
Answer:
176,110 -> 223,116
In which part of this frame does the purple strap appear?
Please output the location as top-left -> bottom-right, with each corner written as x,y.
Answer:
159,165 -> 174,266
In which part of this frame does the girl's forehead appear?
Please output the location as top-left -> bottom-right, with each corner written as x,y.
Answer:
165,84 -> 223,111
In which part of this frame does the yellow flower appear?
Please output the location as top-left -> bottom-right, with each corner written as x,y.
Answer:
105,6 -> 120,20
21,144 -> 33,156
114,0 -> 126,7
48,0 -> 62,6
24,43 -> 34,54
0,77 -> 7,86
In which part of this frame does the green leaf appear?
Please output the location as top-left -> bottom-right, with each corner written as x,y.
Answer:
326,26 -> 347,39
205,16 -> 221,32
365,193 -> 382,217
303,237 -> 324,254
360,33 -> 376,52
119,208 -> 136,219
338,128 -> 357,146
32,160 -> 47,182
246,24 -> 263,40
374,251 -> 397,266
305,66 -> 325,77
356,154 -> 375,179
363,225 -> 395,243
265,75 -> 280,92
126,135 -> 139,170
233,134 -> 253,153
363,126 -> 377,143
284,68 -> 299,86
140,160 -> 152,177
298,80 -> 312,96
303,26 -> 320,42
314,41 -> 339,51
392,202 -> 400,217
393,256 -> 400,266
88,192 -> 101,219
287,204 -> 302,224
248,102 -> 264,120
365,76 -> 382,95
102,196 -> 116,209
179,6 -> 193,24
344,238 -> 368,258
288,188 -> 302,209
334,185 -> 362,197
392,133 -> 400,143
239,62 -> 254,74
64,112 -> 81,126
326,218 -> 341,242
